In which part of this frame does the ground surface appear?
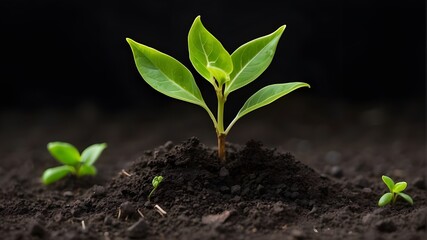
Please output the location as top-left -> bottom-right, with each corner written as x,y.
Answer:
0,96 -> 425,240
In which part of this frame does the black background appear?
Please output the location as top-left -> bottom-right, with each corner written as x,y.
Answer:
1,0 -> 425,112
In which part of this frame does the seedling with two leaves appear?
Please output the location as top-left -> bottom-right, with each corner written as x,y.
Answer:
378,175 -> 413,207
42,142 -> 107,185
148,176 -> 163,201
126,16 -> 310,163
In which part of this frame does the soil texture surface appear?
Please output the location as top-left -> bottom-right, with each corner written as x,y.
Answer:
0,97 -> 425,239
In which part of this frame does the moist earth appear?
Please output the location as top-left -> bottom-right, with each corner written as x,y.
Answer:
0,137 -> 425,240
0,98 -> 425,240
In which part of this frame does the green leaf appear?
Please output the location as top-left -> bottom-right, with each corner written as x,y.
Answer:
378,192 -> 393,207
397,192 -> 413,205
81,143 -> 107,166
382,175 -> 395,192
42,165 -> 76,185
225,25 -> 286,95
393,182 -> 407,193
47,142 -> 80,165
188,16 -> 233,86
77,165 -> 97,177
126,38 -> 208,108
152,176 -> 164,188
226,82 -> 309,133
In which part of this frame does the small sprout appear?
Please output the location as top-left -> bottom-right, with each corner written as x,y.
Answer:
41,142 -> 107,185
148,176 -> 163,201
378,175 -> 413,207
126,15 -> 310,163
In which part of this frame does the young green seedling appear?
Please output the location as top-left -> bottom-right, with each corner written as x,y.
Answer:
41,142 -> 107,185
126,15 -> 310,163
378,175 -> 413,207
148,176 -> 163,201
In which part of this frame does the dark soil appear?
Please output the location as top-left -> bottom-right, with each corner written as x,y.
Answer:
0,97 -> 425,239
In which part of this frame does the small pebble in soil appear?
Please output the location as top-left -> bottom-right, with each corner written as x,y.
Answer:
328,166 -> 343,178
53,213 -> 62,222
63,191 -> 74,198
120,201 -> 137,219
272,202 -> 284,214
90,185 -> 106,198
412,177 -> 426,189
362,187 -> 372,193
127,219 -> 150,238
375,219 -> 397,232
290,229 -> 306,240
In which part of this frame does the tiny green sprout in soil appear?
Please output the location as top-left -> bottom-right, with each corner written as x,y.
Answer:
41,142 -> 107,185
126,15 -> 310,163
148,176 -> 164,201
378,175 -> 414,207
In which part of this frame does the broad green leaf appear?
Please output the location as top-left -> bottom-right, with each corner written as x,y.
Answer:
77,165 -> 97,177
397,192 -> 413,205
188,16 -> 232,86
227,82 -> 309,133
81,143 -> 107,166
126,38 -> 207,107
225,25 -> 286,95
393,182 -> 407,193
42,165 -> 76,185
382,175 -> 395,192
378,193 -> 393,207
47,142 -> 80,165
152,176 -> 164,188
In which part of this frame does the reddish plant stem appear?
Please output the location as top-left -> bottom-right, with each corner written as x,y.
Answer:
217,133 -> 226,163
